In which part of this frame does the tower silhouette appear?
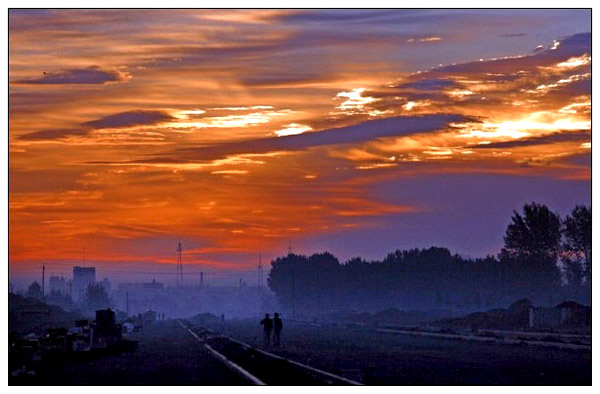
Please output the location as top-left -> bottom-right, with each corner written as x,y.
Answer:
176,241 -> 184,287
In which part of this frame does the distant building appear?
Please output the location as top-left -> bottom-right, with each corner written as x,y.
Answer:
118,278 -> 164,290
529,301 -> 591,328
73,266 -> 96,301
555,301 -> 591,327
49,275 -> 68,295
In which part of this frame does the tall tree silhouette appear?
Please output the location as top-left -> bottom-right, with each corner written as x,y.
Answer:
563,205 -> 591,281
268,247 -> 505,313
83,283 -> 112,311
502,202 -> 562,259
267,203 -> 587,312
500,202 -> 562,301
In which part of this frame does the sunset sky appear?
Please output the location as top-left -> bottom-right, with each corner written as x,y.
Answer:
9,9 -> 591,285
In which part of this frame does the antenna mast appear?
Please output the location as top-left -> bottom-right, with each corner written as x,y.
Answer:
176,241 -> 184,287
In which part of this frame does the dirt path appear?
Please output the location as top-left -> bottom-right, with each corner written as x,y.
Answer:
226,320 -> 591,385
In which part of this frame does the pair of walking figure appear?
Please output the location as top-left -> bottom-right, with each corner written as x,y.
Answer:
260,313 -> 283,346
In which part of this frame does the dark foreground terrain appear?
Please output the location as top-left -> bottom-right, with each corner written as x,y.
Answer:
11,320 -> 246,385
12,317 -> 591,385
224,319 -> 591,385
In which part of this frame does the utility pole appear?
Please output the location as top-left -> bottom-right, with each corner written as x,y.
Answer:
176,241 -> 184,287
287,240 -> 293,255
126,291 -> 130,316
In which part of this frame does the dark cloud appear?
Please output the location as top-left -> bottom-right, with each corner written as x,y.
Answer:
500,33 -> 527,38
278,9 -> 506,27
394,79 -> 457,91
555,32 -> 591,52
474,130 -> 590,150
419,33 -> 589,76
278,10 -> 405,24
18,110 -> 176,141
83,110 -> 175,129
560,152 -> 591,168
135,157 -> 189,164
14,66 -> 128,85
18,128 -> 88,141
168,114 -> 467,161
553,78 -> 592,97
83,114 -> 466,166
357,32 -> 591,118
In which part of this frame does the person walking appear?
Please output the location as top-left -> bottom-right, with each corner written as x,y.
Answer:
260,313 -> 273,346
273,312 -> 283,346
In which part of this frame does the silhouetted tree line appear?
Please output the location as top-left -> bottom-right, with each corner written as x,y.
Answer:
267,203 -> 591,313
22,282 -> 111,313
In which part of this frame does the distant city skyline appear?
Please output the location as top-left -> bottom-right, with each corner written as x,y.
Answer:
9,10 -> 591,283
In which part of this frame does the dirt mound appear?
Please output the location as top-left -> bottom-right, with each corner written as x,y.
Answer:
508,298 -> 533,313
433,300 -> 531,330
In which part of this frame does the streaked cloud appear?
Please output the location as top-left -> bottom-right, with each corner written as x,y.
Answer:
13,66 -> 130,85
18,128 -> 88,141
84,110 -> 175,129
